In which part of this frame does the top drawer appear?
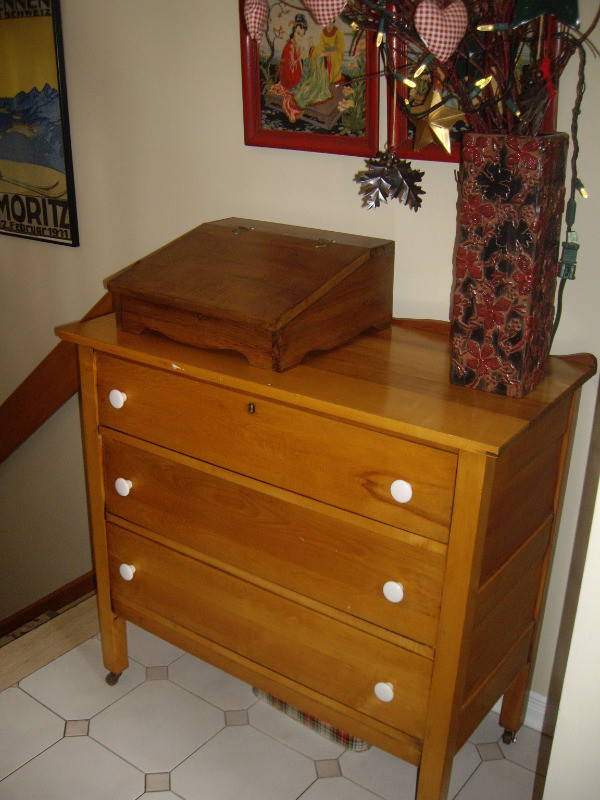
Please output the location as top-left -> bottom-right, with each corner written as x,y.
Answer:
96,354 -> 457,541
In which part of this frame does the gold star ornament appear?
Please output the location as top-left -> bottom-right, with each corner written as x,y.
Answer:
410,89 -> 465,154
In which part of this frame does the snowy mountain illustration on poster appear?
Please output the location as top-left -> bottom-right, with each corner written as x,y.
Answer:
0,84 -> 64,174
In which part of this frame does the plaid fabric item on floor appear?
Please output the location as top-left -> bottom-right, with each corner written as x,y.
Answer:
303,0 -> 348,28
253,688 -> 371,751
244,0 -> 268,40
414,0 -> 468,62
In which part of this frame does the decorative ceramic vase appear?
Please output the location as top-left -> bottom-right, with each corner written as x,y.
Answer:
450,132 -> 569,397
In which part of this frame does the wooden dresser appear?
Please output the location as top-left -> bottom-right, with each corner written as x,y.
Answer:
59,314 -> 595,800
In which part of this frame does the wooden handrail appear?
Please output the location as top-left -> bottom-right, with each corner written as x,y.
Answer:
0,293 -> 113,465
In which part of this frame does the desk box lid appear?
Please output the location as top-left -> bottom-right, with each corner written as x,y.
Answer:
107,218 -> 394,370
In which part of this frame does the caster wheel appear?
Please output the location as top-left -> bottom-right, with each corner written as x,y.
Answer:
105,671 -> 121,686
502,729 -> 517,744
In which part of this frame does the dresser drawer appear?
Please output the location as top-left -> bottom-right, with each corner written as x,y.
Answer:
97,354 -> 456,541
103,435 -> 446,646
107,523 -> 433,739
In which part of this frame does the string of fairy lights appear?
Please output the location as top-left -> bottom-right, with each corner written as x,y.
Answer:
342,0 -> 599,343
342,0 -> 598,143
350,0 -> 596,292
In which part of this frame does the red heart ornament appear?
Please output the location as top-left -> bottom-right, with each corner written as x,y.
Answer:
415,0 -> 468,63
244,0 -> 268,41
303,0 -> 348,28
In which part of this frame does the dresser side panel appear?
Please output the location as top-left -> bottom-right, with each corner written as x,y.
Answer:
480,397 -> 572,582
500,391 -> 581,734
460,393 -> 578,740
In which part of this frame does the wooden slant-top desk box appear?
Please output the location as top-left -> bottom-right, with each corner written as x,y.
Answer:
59,313 -> 594,800
107,218 -> 395,371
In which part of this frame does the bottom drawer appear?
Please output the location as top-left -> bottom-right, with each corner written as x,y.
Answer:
107,523 -> 432,740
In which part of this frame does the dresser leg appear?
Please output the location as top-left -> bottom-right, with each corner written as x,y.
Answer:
413,764 -> 420,800
499,664 -> 529,736
415,760 -> 452,800
99,613 -> 129,679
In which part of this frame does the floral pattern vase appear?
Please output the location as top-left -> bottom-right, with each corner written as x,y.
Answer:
450,132 -> 568,397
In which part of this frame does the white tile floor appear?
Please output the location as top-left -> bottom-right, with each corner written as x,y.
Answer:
0,622 -> 552,800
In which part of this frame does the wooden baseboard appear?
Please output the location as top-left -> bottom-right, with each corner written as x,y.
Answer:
0,571 -> 96,637
0,595 -> 99,691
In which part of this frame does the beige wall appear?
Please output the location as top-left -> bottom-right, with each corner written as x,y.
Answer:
543,391 -> 600,797
1,1 -> 599,709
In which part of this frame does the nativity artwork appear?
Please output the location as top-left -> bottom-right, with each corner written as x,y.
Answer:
259,3 -> 368,137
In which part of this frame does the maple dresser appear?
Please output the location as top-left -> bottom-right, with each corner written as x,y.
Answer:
59,314 -> 594,800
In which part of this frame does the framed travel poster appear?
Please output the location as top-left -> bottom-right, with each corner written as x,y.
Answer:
0,0 -> 79,245
240,0 -> 379,157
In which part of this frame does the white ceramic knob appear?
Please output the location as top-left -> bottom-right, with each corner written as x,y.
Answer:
374,682 -> 394,703
119,563 -> 136,581
390,479 -> 413,504
383,581 -> 405,604
109,389 -> 127,409
115,478 -> 132,497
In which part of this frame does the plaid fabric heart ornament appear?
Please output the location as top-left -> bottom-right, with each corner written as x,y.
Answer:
244,0 -> 268,40
303,0 -> 348,27
414,0 -> 468,62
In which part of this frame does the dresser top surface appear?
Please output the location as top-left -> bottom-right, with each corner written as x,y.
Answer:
58,314 -> 595,455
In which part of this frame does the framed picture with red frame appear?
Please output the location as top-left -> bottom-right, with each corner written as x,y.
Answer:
239,0 -> 379,157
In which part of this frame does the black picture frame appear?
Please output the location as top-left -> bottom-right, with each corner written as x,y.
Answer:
0,0 -> 79,246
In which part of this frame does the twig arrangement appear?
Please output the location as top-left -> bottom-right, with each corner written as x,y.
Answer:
343,0 -> 599,136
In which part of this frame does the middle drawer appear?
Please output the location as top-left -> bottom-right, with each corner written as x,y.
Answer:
103,434 -> 446,647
